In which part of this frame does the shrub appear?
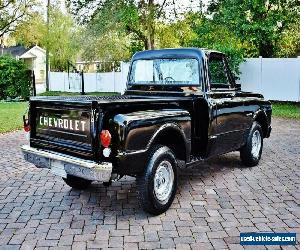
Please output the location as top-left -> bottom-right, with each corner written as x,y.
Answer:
0,55 -> 31,100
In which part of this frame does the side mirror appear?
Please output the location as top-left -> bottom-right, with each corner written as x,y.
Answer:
235,83 -> 241,91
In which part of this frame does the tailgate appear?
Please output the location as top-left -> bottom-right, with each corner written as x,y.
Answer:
30,101 -> 98,159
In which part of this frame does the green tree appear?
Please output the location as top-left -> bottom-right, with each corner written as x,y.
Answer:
13,6 -> 80,71
13,12 -> 46,47
46,6 -> 81,71
155,18 -> 196,49
71,0 -> 199,62
81,29 -> 132,62
209,0 -> 300,57
0,0 -> 36,39
275,20 -> 300,57
68,0 -> 177,50
184,13 -> 250,75
0,55 -> 31,99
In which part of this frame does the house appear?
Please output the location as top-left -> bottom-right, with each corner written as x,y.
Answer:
1,45 -> 46,84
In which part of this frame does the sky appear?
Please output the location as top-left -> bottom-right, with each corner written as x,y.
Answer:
49,0 -> 209,11
40,0 -> 210,19
40,0 -> 66,14
162,0 -> 209,14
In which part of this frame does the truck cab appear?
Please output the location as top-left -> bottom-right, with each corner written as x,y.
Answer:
22,48 -> 272,215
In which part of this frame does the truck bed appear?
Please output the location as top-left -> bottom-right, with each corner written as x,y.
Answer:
29,94 -> 196,161
30,94 -> 192,104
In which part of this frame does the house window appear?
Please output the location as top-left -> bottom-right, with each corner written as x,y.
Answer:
40,70 -> 45,79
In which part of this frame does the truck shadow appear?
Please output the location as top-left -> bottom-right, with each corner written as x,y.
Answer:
63,152 -> 244,218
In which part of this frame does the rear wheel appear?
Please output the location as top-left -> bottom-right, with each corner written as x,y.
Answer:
240,122 -> 263,167
63,175 -> 92,190
137,145 -> 178,215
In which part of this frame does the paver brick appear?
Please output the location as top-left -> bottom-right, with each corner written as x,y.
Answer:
138,241 -> 160,249
159,237 -> 175,248
124,235 -> 143,243
207,231 -> 228,239
58,235 -> 73,246
108,236 -> 123,248
0,118 -> 298,249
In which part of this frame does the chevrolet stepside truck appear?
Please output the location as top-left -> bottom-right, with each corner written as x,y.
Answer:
22,48 -> 272,215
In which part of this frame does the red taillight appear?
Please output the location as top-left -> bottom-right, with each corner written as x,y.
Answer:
24,125 -> 30,132
100,130 -> 111,148
24,122 -> 30,132
23,115 -> 30,132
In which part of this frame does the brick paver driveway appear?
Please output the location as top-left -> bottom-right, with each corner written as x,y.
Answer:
0,118 -> 299,250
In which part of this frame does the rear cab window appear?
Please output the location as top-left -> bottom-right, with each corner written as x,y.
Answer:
208,54 -> 234,90
129,58 -> 200,86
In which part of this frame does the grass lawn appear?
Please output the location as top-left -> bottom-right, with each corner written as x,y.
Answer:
272,102 -> 300,119
0,102 -> 28,133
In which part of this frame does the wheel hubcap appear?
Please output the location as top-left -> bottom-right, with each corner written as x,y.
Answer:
154,160 -> 174,204
251,130 -> 262,158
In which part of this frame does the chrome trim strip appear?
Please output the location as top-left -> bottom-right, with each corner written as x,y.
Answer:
38,128 -> 88,137
209,128 -> 245,139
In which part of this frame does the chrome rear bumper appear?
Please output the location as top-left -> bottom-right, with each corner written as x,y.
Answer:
21,145 -> 112,182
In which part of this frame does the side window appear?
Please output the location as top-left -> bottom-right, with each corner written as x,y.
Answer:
209,56 -> 230,88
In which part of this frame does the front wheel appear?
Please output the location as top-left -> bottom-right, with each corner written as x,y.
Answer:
63,175 -> 92,190
240,122 -> 263,167
137,145 -> 178,215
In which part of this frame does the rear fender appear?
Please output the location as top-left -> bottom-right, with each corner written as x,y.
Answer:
110,109 -> 191,175
253,109 -> 270,138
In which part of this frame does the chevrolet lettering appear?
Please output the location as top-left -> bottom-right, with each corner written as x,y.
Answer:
21,48 -> 272,215
39,116 -> 87,131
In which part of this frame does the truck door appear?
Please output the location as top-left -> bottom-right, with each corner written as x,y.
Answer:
206,53 -> 248,156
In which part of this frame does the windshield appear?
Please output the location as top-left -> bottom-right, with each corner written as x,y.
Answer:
129,58 -> 200,86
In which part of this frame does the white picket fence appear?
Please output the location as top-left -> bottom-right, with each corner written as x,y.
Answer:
49,58 -> 300,102
49,62 -> 130,94
238,57 -> 300,102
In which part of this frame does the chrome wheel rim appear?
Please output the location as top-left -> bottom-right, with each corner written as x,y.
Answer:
251,130 -> 261,158
154,160 -> 174,204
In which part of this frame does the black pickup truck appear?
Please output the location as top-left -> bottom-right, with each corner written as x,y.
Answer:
22,48 -> 272,215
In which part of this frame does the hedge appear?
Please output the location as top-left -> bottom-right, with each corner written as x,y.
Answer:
0,55 -> 31,100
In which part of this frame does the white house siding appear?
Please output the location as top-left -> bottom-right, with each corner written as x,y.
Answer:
33,49 -> 46,83
20,46 -> 46,84
35,50 -> 46,83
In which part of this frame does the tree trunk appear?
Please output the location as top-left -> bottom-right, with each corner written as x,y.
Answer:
147,0 -> 155,50
0,36 -> 3,55
147,32 -> 154,50
259,42 -> 274,58
144,38 -> 149,50
45,0 -> 50,91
